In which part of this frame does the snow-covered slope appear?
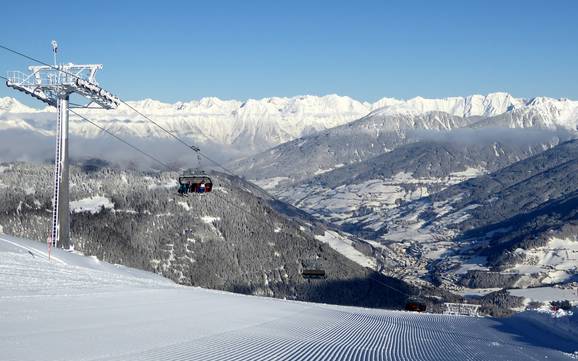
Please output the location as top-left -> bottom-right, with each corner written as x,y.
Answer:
0,97 -> 37,114
268,135 -> 564,227
1,234 -> 574,361
370,92 -> 524,118
475,97 -> 578,130
230,111 -> 473,183
369,140 -> 578,290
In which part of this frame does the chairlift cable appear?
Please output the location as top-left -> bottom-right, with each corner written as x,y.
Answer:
20,86 -> 295,270
0,43 -> 227,172
368,274 -> 413,298
69,110 -> 174,171
2,44 -> 414,291
0,44 -> 56,70
0,44 -> 279,202
69,110 -> 275,226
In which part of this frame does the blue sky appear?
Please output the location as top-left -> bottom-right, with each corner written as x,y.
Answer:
1,0 -> 577,106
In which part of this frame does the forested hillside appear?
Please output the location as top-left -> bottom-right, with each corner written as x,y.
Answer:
0,162 -> 443,309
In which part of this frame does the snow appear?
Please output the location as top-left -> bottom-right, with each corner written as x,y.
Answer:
458,288 -> 503,297
198,216 -> 224,239
253,176 -> 290,190
507,236 -> 578,283
369,92 -> 525,118
510,286 -> 578,303
502,308 -> 578,354
70,196 -> 114,214
177,201 -> 191,211
201,216 -> 221,224
534,304 -> 574,318
282,179 -> 426,225
313,167 -> 335,175
3,93 -> 577,158
276,168 -> 485,279
315,230 -> 376,269
148,178 -> 178,190
279,167 -> 483,233
0,94 -> 370,153
450,167 -> 485,178
454,256 -> 490,275
0,234 -> 575,360
0,97 -> 37,113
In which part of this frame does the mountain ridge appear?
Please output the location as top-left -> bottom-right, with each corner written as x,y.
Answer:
2,92 -> 577,168
3,92 -> 577,147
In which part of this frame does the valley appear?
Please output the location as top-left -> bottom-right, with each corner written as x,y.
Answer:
1,91 -> 577,314
226,94 -> 578,303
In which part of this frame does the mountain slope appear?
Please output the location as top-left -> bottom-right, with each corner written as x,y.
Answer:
0,96 -> 37,113
0,162 -> 422,308
230,111 -> 472,184
228,95 -> 578,185
2,235 -> 573,361
370,92 -> 523,118
271,133 -> 565,228
376,140 -> 578,288
473,97 -> 578,130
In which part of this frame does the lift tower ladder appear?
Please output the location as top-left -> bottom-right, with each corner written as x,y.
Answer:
5,41 -> 119,249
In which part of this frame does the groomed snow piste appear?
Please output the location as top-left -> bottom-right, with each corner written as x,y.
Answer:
0,235 -> 575,361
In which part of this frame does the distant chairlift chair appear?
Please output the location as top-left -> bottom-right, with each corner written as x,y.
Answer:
301,259 -> 326,279
405,297 -> 427,312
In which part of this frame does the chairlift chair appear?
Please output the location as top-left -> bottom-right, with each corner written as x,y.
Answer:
178,145 -> 212,194
405,297 -> 427,312
301,259 -> 326,279
178,174 -> 213,194
301,268 -> 326,279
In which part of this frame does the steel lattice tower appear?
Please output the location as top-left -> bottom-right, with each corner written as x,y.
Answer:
5,41 -> 119,249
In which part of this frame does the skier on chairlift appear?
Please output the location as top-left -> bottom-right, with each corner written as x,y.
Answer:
188,180 -> 197,193
178,182 -> 188,196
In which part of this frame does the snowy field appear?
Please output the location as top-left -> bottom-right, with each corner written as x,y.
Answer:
315,230 -> 376,269
1,235 -> 576,361
70,196 -> 114,214
507,236 -> 578,284
510,286 -> 578,303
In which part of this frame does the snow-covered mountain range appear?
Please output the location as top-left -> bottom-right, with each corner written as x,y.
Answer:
1,93 -> 577,162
